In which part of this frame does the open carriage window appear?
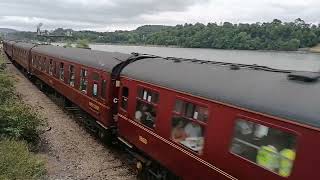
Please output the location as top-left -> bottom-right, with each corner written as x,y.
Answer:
229,119 -> 297,177
49,59 -> 53,75
135,87 -> 159,129
59,62 -> 64,81
101,80 -> 107,99
69,65 -> 75,87
171,99 -> 208,154
79,68 -> 88,94
92,72 -> 99,97
121,87 -> 129,110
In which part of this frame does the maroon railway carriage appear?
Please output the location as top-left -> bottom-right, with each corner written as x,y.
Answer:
4,42 -> 320,180
29,45 -> 131,130
12,42 -> 36,72
117,57 -> 320,180
3,40 -> 16,58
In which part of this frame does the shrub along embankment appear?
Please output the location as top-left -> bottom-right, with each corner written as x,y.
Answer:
0,52 -> 45,179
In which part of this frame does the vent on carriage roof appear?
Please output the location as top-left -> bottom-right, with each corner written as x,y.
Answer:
287,71 -> 320,82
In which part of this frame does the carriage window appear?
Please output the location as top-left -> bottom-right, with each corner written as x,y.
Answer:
229,119 -> 297,177
53,61 -> 57,77
174,100 -> 208,121
43,58 -> 46,72
49,59 -> 53,75
59,62 -> 64,81
101,80 -> 107,99
79,69 -> 88,94
137,88 -> 159,104
69,65 -> 75,87
121,87 -> 129,110
92,82 -> 98,97
171,99 -> 207,154
44,57 -> 48,72
92,72 -> 99,97
135,88 -> 158,129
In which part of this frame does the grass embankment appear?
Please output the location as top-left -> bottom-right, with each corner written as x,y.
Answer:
0,51 -> 45,179
309,44 -> 320,53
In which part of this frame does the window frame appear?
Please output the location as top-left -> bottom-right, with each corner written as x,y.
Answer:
49,59 -> 53,75
134,86 -> 160,130
91,71 -> 100,98
119,86 -> 129,111
59,62 -> 64,81
229,114 -> 300,177
100,79 -> 107,100
172,96 -> 209,126
170,97 -> 209,154
68,64 -> 76,87
79,68 -> 88,94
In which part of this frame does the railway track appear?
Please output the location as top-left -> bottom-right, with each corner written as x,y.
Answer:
6,59 -> 137,180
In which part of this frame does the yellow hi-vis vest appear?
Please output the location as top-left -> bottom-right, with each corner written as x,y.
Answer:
256,145 -> 279,171
279,149 -> 296,177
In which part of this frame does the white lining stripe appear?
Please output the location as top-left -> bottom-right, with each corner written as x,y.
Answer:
118,114 -> 237,180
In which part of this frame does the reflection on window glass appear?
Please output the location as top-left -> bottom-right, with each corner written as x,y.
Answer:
92,83 -> 98,97
79,69 -> 88,94
174,99 -> 208,122
230,119 -> 297,177
138,88 -> 158,104
121,87 -> 129,110
101,80 -> 107,99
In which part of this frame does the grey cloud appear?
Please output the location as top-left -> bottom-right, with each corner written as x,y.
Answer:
0,0 -> 319,31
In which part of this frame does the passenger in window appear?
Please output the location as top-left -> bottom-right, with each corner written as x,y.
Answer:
135,104 -> 146,122
171,119 -> 187,142
141,107 -> 155,128
184,121 -> 202,137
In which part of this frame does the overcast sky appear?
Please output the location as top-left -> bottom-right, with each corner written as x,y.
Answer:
0,0 -> 319,32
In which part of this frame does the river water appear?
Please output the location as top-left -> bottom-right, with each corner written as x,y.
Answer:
56,43 -> 320,71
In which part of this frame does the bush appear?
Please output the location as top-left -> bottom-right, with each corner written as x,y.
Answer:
76,39 -> 90,49
0,103 -> 43,145
0,73 -> 14,104
0,140 -> 45,180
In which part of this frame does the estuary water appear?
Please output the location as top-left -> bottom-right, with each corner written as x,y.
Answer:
57,43 -> 320,71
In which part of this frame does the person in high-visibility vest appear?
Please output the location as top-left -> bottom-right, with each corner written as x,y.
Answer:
256,145 -> 279,171
279,149 -> 296,177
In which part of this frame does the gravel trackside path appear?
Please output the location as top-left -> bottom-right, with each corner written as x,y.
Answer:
7,63 -> 136,180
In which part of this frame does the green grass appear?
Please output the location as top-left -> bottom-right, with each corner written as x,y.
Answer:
0,140 -> 45,180
0,53 -> 46,179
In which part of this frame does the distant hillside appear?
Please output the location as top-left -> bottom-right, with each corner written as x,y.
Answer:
0,28 -> 18,34
134,25 -> 171,33
7,19 -> 320,51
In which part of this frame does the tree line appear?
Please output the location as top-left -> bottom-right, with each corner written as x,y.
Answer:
6,18 -> 320,51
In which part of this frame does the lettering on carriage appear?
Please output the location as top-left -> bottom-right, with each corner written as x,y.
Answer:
139,135 -> 148,144
89,101 -> 100,112
113,98 -> 118,104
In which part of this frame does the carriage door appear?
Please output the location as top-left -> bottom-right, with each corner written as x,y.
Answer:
119,83 -> 129,118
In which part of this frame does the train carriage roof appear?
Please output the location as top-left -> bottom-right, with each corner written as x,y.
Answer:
14,42 -> 36,50
32,45 -> 131,72
121,57 -> 320,128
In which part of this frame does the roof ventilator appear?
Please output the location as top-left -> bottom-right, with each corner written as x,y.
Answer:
287,71 -> 320,82
230,64 -> 240,70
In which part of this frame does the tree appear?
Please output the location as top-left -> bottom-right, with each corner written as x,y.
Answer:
63,41 -> 73,48
75,39 -> 90,49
